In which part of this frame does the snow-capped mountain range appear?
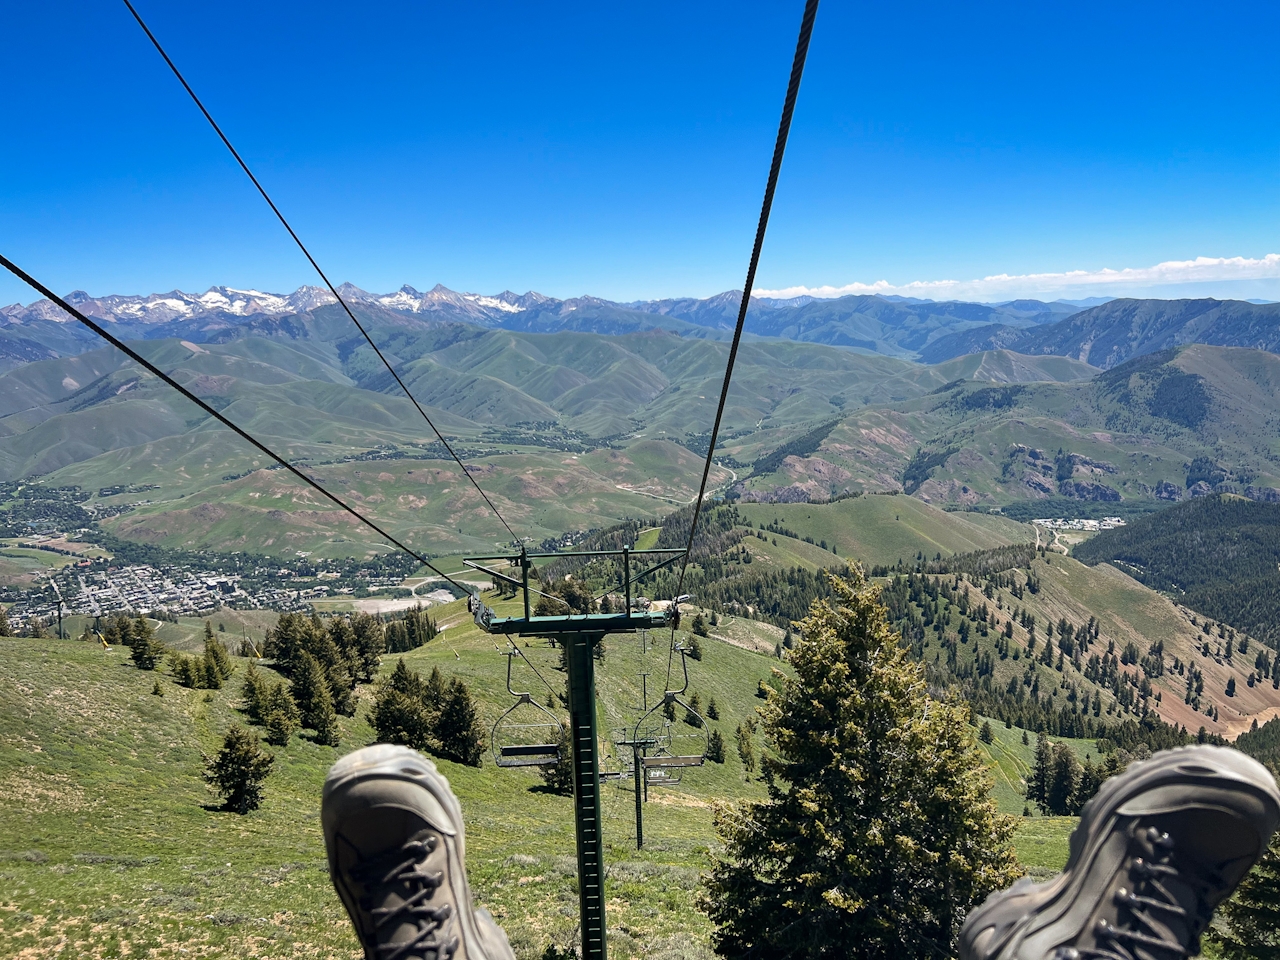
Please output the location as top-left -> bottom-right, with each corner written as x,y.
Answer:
0,281 -> 1119,368
0,283 -> 559,326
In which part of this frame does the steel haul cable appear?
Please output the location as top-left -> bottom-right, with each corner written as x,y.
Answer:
121,0 -> 519,545
666,0 -> 820,688
0,253 -> 475,597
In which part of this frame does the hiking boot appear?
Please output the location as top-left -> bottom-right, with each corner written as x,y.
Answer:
322,744 -> 515,960
960,744 -> 1280,960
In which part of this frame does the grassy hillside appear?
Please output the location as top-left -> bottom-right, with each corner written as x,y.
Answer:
738,494 -> 1033,567
727,344 -> 1280,511
2,330 -> 1272,557
0,596 -> 1080,959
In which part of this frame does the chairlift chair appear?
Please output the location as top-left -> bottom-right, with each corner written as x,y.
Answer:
630,646 -> 708,771
491,649 -> 564,768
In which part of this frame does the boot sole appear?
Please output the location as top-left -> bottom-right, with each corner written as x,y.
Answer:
959,744 -> 1280,960
323,744 -> 510,960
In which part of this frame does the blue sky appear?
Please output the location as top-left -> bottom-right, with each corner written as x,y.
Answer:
4,1 -> 1280,305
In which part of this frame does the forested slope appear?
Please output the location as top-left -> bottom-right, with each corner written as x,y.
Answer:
1074,495 -> 1280,646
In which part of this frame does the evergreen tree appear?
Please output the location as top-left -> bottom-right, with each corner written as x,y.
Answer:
129,616 -> 164,670
736,723 -> 756,773
687,634 -> 704,661
170,653 -> 202,688
538,723 -> 575,796
291,651 -> 336,733
1027,735 -> 1053,811
241,660 -> 269,723
685,692 -> 704,727
691,613 -> 709,637
151,679 -> 163,696
1074,755 -> 1105,813
204,634 -> 234,683
424,665 -> 447,713
435,678 -> 485,767
978,720 -> 994,744
1208,831 -> 1280,959
662,698 -> 676,722
262,683 -> 300,747
1047,744 -> 1082,816
202,726 -> 273,814
312,691 -> 340,747
702,572 -> 1020,959
202,634 -> 232,686
707,697 -> 720,721
707,728 -> 726,763
350,613 -> 385,683
327,616 -> 360,675
371,659 -> 432,750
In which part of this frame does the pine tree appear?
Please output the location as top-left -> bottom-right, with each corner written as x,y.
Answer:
662,698 -> 676,721
707,728 -> 726,763
707,697 -> 720,721
1074,755 -> 1105,812
1208,831 -> 1280,959
735,723 -> 756,773
538,723 -> 574,796
979,720 -> 994,744
204,634 -> 234,683
151,679 -> 163,696
202,726 -> 273,814
687,634 -> 704,661
702,572 -> 1020,958
170,653 -> 202,688
262,683 -> 300,747
291,651 -> 335,732
1047,744 -> 1082,815
691,613 -> 709,637
424,665 -> 447,713
242,660 -> 269,723
202,634 -> 232,686
371,659 -> 432,750
1027,734 -> 1053,811
435,678 -> 485,767
129,616 -> 164,670
312,692 -> 340,747
350,613 -> 385,683
685,693 -> 704,727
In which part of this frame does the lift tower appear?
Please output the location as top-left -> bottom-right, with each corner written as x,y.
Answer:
465,545 -> 682,960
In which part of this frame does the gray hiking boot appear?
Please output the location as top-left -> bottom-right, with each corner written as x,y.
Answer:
960,744 -> 1280,960
322,744 -> 515,960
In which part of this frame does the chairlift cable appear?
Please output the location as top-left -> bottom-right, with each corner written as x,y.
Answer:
0,253 -> 474,597
665,0 -> 820,688
509,639 -> 561,701
120,0 -> 519,545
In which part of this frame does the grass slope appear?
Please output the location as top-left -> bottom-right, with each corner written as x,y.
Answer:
2,596 -> 1077,958
738,495 -> 1032,568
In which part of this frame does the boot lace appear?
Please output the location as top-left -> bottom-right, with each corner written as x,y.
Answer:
351,834 -> 458,960
1054,826 -> 1215,960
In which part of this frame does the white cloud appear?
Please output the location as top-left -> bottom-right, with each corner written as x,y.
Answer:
755,254 -> 1280,301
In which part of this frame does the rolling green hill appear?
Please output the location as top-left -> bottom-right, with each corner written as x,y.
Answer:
0,590 -> 1082,958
